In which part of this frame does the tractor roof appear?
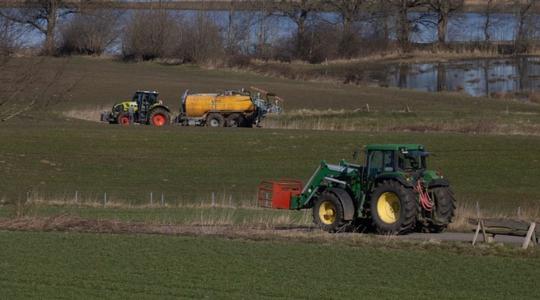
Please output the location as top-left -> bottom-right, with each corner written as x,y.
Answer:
136,90 -> 159,94
366,144 -> 424,151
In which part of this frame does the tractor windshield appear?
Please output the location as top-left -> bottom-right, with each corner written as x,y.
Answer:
398,150 -> 427,171
132,92 -> 158,104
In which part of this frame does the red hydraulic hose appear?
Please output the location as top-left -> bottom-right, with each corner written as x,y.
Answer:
416,181 -> 433,211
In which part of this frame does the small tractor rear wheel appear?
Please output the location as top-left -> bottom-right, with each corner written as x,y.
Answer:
370,180 -> 417,234
149,108 -> 170,127
206,113 -> 225,127
426,187 -> 456,233
312,192 -> 345,233
117,112 -> 131,126
226,113 -> 244,127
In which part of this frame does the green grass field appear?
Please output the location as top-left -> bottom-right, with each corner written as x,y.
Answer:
1,120 -> 539,214
0,230 -> 538,299
1,57 -> 539,214
1,56 -> 540,298
2,57 -> 539,134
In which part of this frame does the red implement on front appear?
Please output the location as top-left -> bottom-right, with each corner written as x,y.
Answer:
257,180 -> 303,209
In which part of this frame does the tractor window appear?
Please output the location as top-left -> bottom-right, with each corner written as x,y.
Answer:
368,151 -> 383,177
398,151 -> 426,171
368,150 -> 395,177
147,93 -> 157,104
383,151 -> 394,172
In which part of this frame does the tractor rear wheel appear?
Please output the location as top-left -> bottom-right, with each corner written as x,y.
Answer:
312,192 -> 345,233
226,113 -> 244,127
426,187 -> 456,233
117,112 -> 131,126
149,108 -> 170,127
206,113 -> 225,127
370,180 -> 417,234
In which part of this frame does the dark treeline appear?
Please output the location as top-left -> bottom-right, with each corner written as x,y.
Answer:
1,0 -> 540,64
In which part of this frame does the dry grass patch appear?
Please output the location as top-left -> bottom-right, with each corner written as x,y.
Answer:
1,214 -> 538,258
263,112 -> 540,136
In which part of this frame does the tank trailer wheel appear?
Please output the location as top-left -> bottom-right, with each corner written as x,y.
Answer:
225,113 -> 244,127
426,187 -> 456,233
312,192 -> 345,233
149,108 -> 170,127
206,113 -> 225,127
370,180 -> 417,235
117,112 -> 131,126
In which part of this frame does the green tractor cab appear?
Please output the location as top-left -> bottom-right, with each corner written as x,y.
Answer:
258,144 -> 456,235
101,91 -> 171,126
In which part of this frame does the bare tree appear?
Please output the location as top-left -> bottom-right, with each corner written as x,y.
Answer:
483,0 -> 496,42
386,0 -> 426,52
0,13 -> 25,56
274,0 -> 323,60
174,12 -> 224,63
424,0 -> 464,46
514,0 -> 538,53
0,1 -> 78,55
224,0 -> 259,56
369,1 -> 393,52
324,0 -> 371,58
58,10 -> 122,56
241,0 -> 274,59
324,0 -> 367,31
0,57 -> 84,122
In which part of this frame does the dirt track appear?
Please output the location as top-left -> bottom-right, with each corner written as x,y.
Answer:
402,232 -> 526,245
0,215 -> 532,248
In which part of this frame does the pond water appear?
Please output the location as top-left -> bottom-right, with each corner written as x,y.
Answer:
375,57 -> 540,97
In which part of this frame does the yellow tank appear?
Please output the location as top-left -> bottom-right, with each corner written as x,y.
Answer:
184,94 -> 255,118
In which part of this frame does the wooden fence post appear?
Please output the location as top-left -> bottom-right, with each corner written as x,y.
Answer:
522,222 -> 537,249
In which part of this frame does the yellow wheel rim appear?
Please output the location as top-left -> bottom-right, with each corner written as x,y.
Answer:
377,192 -> 401,224
318,200 -> 336,225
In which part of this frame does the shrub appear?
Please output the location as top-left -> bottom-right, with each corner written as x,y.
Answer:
58,10 -> 121,56
172,13 -> 224,64
121,10 -> 177,61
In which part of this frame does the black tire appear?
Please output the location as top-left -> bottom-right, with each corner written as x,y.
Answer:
426,187 -> 456,233
225,113 -> 244,127
370,180 -> 417,235
312,192 -> 345,233
206,113 -> 225,127
148,108 -> 170,126
240,115 -> 254,128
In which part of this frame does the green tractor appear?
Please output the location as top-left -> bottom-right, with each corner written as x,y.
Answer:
258,144 -> 456,234
101,91 -> 171,126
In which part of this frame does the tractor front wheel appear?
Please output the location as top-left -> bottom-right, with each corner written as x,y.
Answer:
149,108 -> 170,127
370,180 -> 417,234
117,112 -> 131,126
312,192 -> 345,233
426,187 -> 456,233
